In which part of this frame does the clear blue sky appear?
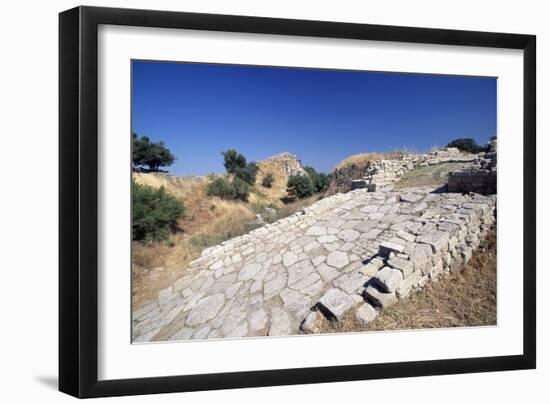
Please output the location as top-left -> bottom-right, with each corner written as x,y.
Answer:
132,60 -> 496,175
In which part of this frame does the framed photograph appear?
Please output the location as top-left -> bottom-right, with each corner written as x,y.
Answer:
59,6 -> 536,398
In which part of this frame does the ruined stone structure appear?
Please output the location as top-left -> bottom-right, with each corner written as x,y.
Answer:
261,152 -> 307,176
342,148 -> 476,191
133,185 -> 495,342
448,137 -> 497,194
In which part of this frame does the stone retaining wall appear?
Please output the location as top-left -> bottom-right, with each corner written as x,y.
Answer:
304,193 -> 495,331
448,137 -> 497,195
334,147 -> 476,191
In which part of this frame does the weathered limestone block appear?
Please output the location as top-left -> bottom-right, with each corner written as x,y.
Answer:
397,230 -> 416,243
185,294 -> 226,326
387,256 -> 414,278
268,308 -> 292,336
355,303 -> 378,325
396,270 -> 424,299
326,251 -> 350,269
364,285 -> 397,308
318,288 -> 356,320
300,311 -> 320,334
359,257 -> 385,276
417,230 -> 450,253
379,240 -> 406,257
334,272 -> 369,294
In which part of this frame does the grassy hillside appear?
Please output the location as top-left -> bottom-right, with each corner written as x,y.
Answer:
132,153 -> 317,308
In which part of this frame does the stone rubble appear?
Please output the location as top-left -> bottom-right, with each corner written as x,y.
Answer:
133,182 -> 496,342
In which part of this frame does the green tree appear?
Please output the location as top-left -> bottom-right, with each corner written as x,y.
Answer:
446,138 -> 484,154
221,149 -> 257,185
132,182 -> 184,241
133,134 -> 176,172
287,173 -> 315,199
304,166 -> 329,193
222,149 -> 247,174
262,173 -> 275,188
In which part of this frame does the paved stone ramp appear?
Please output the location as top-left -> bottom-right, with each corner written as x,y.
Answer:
133,186 -> 495,342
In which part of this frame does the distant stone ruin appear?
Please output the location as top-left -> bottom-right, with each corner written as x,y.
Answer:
344,147 -> 476,191
261,152 -> 307,177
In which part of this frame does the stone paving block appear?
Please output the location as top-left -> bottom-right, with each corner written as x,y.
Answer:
355,303 -> 378,325
317,288 -> 356,320
379,240 -> 405,257
372,266 -> 404,293
363,285 -> 397,309
387,256 -> 414,278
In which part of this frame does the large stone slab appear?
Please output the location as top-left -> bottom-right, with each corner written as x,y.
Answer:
317,288 -> 356,320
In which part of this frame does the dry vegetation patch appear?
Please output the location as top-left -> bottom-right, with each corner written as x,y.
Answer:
317,227 -> 496,333
335,151 -> 408,170
132,171 -> 326,308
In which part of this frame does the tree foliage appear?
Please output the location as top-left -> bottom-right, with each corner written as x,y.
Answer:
221,149 -> 258,185
262,173 -> 275,188
446,138 -> 485,154
222,149 -> 247,174
133,134 -> 176,172
235,162 -> 258,185
287,173 -> 315,199
304,166 -> 329,193
132,182 -> 184,241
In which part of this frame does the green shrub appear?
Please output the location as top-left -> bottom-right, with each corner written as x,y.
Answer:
304,166 -> 329,193
234,162 -> 258,185
206,176 -> 250,201
262,173 -> 275,188
231,177 -> 251,201
447,138 -> 485,153
287,173 -> 315,199
132,182 -> 184,241
206,176 -> 235,199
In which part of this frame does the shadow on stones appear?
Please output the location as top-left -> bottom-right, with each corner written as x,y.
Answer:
314,303 -> 338,322
430,184 -> 449,194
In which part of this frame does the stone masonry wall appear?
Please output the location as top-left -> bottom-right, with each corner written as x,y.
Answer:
133,185 -> 495,342
335,147 -> 476,191
448,137 -> 497,195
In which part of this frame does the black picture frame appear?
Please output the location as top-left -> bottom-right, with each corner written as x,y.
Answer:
59,5 -> 536,398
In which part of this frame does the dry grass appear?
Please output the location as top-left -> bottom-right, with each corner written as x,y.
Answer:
318,227 -> 497,333
250,157 -> 299,206
132,171 -> 324,308
393,161 -> 473,190
132,173 -> 258,307
335,151 -> 408,170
